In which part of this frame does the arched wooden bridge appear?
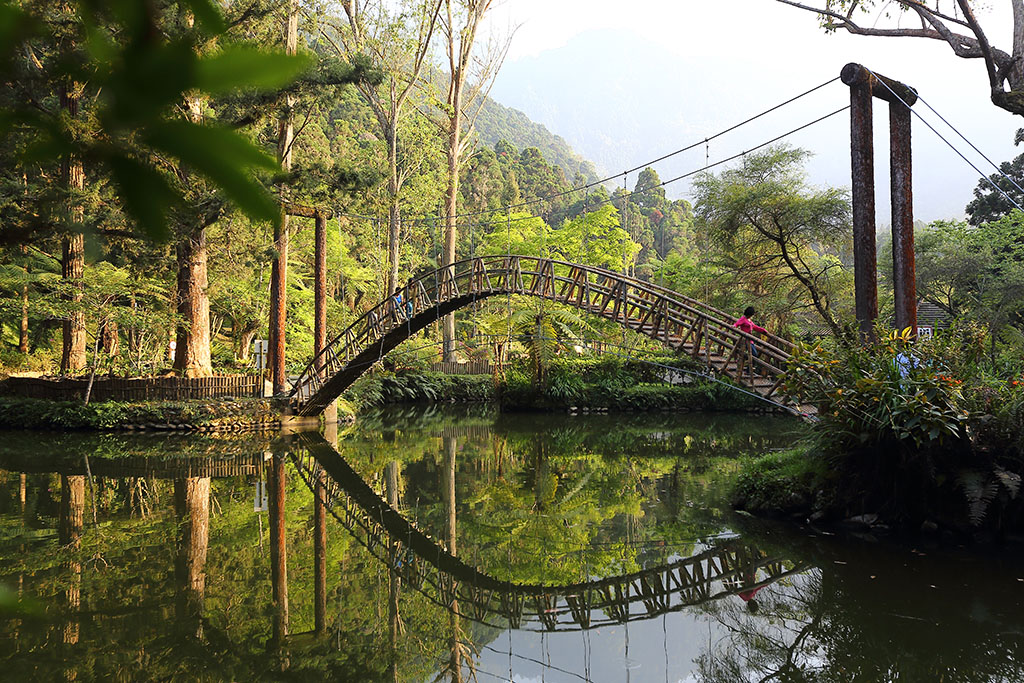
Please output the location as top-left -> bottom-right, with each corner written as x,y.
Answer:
291,256 -> 798,415
292,434 -> 806,632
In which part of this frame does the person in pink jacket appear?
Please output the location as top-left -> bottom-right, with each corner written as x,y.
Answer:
734,306 -> 767,358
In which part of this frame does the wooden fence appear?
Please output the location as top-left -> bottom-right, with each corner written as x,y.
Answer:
429,361 -> 498,376
2,374 -> 264,402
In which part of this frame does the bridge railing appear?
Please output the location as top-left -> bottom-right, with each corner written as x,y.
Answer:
291,256 -> 799,412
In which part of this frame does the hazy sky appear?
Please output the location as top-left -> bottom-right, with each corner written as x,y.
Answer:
483,1 -> 1020,222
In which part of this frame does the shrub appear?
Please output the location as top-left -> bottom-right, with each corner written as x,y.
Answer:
782,324 -> 1023,529
347,371 -> 495,408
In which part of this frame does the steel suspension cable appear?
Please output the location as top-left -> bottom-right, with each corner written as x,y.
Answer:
912,92 -> 1024,198
863,66 -> 1024,214
360,77 -> 843,229
441,105 -> 853,236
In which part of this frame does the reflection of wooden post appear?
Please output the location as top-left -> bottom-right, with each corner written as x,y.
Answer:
314,468 -> 327,636
443,437 -> 463,683
174,477 -> 210,637
268,455 -> 289,643
59,475 -> 84,680
324,420 -> 339,449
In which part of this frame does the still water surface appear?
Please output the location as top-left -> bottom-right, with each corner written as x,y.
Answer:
0,406 -> 1022,681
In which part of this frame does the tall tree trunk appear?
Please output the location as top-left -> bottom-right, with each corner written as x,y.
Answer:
19,283 -> 29,354
270,0 -> 298,395
238,325 -> 258,363
442,105 -> 462,363
60,237 -> 86,374
59,79 -> 87,375
173,225 -> 213,377
173,85 -> 213,377
386,119 -> 402,296
100,318 -> 119,358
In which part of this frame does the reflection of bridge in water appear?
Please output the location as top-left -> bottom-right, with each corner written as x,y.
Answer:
0,453 -> 265,479
293,433 -> 807,632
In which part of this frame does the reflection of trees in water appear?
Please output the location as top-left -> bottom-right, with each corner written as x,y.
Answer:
9,414 -> 1023,682
698,568 -> 826,682
697,557 -> 1024,682
333,411 -> 799,590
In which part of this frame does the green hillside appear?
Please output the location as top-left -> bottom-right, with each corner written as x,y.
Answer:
476,97 -> 599,183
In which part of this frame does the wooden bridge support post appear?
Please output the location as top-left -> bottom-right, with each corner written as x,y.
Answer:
848,73 -> 878,340
314,211 -> 337,424
890,103 -> 916,334
842,63 -> 918,339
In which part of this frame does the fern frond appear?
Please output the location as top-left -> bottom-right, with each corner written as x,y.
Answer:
958,470 -> 1000,527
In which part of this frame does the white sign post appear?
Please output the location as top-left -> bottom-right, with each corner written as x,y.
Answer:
254,481 -> 268,512
253,339 -> 269,370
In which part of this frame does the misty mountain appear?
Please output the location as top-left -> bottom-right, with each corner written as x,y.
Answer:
489,28 -> 848,198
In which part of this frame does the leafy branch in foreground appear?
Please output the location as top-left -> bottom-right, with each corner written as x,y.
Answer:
1,0 -> 311,242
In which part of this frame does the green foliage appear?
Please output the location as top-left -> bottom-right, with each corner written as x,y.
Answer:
786,327 -> 974,450
501,355 -> 763,412
0,396 -> 274,430
966,129 -> 1024,225
1,0 -> 314,241
346,372 -> 494,408
732,447 -> 828,516
497,302 -> 595,385
782,324 -> 1024,529
553,204 -> 639,271
693,145 -> 852,337
911,214 -> 1024,362
475,100 -> 597,186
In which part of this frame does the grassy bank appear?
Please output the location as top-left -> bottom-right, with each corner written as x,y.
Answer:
0,396 -> 285,431
350,356 -> 771,414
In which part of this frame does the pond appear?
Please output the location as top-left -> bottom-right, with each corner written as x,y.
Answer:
0,406 -> 1022,681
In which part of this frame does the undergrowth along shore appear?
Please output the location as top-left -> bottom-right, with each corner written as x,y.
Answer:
0,356 -> 774,430
734,327 -> 1024,542
347,355 -> 769,413
0,396 -> 283,431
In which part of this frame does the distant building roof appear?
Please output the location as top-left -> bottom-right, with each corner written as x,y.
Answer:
795,300 -> 952,338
